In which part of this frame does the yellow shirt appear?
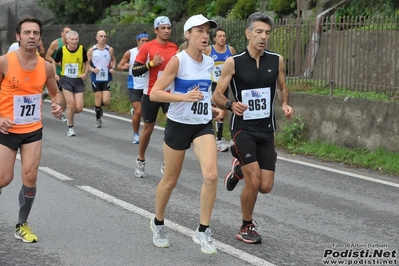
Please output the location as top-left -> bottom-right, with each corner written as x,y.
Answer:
60,45 -> 85,78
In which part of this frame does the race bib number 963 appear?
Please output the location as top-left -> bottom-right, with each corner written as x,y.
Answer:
241,87 -> 271,120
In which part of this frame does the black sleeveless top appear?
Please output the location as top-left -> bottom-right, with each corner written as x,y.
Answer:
230,48 -> 280,132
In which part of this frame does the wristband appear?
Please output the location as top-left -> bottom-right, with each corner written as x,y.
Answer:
150,61 -> 154,68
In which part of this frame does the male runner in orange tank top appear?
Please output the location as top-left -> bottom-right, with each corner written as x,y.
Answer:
0,17 -> 62,243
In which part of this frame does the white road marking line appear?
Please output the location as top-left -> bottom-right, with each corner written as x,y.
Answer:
77,185 -> 276,266
39,167 -> 74,181
278,156 -> 399,188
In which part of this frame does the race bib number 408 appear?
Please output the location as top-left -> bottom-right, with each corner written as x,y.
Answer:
183,91 -> 212,123
241,87 -> 271,120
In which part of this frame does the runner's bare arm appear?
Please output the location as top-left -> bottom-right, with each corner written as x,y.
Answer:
117,50 -> 131,71
45,40 -> 58,63
212,57 -> 234,108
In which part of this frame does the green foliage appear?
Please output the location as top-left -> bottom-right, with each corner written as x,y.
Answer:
288,142 -> 399,175
101,0 -> 186,25
275,116 -> 305,149
228,0 -> 259,19
186,0 -> 213,16
210,18 -> 247,51
334,0 -> 398,17
214,0 -> 236,17
38,0 -> 124,24
269,19 -> 311,68
269,0 -> 296,15
205,1 -> 217,18
84,81 -> 132,114
288,82 -> 396,101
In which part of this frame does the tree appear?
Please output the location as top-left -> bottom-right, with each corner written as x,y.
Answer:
228,0 -> 260,19
38,0 -> 126,24
186,0 -> 213,16
214,0 -> 237,17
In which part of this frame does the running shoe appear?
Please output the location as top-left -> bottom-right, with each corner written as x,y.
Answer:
160,162 -> 164,174
41,88 -> 49,100
67,127 -> 75,137
130,108 -> 134,115
58,114 -> 67,123
96,119 -> 102,128
132,133 -> 139,144
224,158 -> 244,191
216,140 -> 229,152
134,158 -> 146,178
192,227 -> 217,254
236,223 -> 262,244
15,223 -> 38,243
150,218 -> 169,248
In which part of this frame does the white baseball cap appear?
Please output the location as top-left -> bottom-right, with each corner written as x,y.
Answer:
183,14 -> 217,32
154,16 -> 172,29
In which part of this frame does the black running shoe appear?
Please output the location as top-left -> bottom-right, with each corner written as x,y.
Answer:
224,158 -> 243,191
236,223 -> 262,244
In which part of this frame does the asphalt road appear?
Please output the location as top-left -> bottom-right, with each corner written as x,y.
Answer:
0,102 -> 398,266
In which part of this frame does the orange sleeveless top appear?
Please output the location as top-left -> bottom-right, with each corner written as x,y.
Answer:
0,51 -> 46,134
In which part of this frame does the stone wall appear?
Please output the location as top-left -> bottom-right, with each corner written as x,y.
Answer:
276,93 -> 399,152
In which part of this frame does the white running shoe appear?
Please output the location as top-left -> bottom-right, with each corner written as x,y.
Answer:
192,227 -> 217,254
150,218 -> 170,248
67,127 -> 75,137
216,140 -> 229,152
130,108 -> 134,115
134,158 -> 146,178
160,162 -> 164,174
58,114 -> 67,123
132,133 -> 139,144
96,119 -> 102,128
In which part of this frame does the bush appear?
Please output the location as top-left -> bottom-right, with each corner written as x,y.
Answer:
215,0 -> 237,17
228,0 -> 259,19
275,116 -> 305,149
269,0 -> 296,15
186,0 -> 213,16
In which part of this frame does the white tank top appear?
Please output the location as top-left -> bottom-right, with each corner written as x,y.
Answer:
128,47 -> 148,90
167,50 -> 214,125
91,45 -> 111,82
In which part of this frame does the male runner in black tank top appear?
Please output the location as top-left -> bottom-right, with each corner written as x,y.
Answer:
212,11 -> 293,244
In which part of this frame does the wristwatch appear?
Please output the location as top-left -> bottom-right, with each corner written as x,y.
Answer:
225,100 -> 233,111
